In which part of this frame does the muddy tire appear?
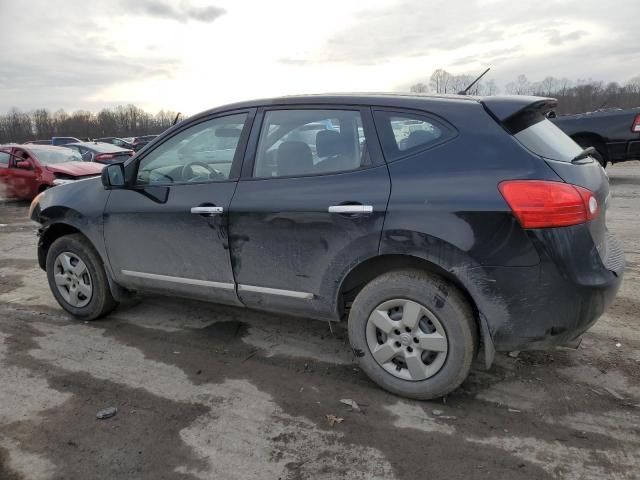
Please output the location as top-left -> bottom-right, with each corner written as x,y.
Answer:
46,234 -> 118,320
348,269 -> 477,399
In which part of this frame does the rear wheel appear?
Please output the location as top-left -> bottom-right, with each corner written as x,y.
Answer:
348,269 -> 477,399
46,234 -> 118,320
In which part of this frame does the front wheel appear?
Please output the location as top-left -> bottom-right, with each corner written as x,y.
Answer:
348,270 -> 477,399
46,234 -> 118,320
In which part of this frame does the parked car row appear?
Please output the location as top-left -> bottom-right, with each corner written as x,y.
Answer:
25,135 -> 159,152
0,145 -> 103,199
1,139 -> 141,199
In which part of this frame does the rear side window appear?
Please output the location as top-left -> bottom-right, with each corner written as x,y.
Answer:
253,109 -> 370,178
513,116 -> 582,162
0,151 -> 9,167
373,111 -> 455,162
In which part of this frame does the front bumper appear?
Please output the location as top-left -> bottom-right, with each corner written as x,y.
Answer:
475,227 -> 624,351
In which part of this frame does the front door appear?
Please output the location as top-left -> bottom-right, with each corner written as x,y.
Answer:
228,107 -> 391,319
7,148 -> 37,199
104,110 -> 254,305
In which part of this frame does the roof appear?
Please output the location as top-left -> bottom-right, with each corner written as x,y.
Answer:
185,92 -> 555,124
67,141 -> 132,152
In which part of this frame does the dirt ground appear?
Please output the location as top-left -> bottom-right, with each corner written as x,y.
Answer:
0,163 -> 638,480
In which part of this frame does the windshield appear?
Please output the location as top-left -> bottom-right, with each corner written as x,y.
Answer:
514,117 -> 583,162
33,148 -> 83,165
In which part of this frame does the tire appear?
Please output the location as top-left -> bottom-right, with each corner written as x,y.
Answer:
348,269 -> 477,399
46,234 -> 118,320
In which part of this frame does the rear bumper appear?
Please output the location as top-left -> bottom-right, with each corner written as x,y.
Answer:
474,227 -> 624,351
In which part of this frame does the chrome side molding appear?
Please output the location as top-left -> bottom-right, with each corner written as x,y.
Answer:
121,270 -> 235,290
237,284 -> 314,299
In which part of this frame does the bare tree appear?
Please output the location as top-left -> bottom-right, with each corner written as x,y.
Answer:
409,82 -> 429,93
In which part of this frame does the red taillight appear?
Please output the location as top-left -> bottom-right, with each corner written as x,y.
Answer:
632,114 -> 640,133
499,180 -> 599,229
95,153 -> 115,161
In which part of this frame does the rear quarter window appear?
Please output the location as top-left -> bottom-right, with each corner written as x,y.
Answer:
373,110 -> 456,162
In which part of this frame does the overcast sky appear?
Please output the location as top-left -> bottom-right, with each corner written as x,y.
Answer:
0,0 -> 638,114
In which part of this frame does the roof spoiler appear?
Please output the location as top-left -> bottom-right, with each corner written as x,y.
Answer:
481,96 -> 557,133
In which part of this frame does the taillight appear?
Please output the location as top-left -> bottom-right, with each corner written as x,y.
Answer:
95,153 -> 115,162
632,114 -> 640,133
499,180 -> 599,229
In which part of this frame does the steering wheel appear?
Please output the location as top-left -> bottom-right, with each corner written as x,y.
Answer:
180,161 -> 224,182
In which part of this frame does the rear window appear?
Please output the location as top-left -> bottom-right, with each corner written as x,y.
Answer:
513,117 -> 582,162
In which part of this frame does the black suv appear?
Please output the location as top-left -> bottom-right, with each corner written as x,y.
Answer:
30,94 -> 624,399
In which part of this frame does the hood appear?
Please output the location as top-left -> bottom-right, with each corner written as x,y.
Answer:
45,161 -> 104,177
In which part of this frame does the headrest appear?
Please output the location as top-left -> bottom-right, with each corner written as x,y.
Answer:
404,130 -> 436,150
277,141 -> 313,176
316,130 -> 350,157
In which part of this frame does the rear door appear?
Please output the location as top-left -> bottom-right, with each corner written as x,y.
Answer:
227,106 -> 391,320
103,110 -> 254,305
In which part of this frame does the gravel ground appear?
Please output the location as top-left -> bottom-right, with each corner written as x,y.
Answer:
0,163 -> 638,480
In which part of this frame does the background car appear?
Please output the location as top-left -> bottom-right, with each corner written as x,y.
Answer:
94,137 -> 135,150
64,141 -> 134,164
552,108 -> 640,166
51,137 -> 82,146
122,135 -> 158,151
24,139 -> 52,145
0,144 -> 103,199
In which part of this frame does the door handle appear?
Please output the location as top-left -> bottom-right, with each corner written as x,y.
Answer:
328,205 -> 373,214
191,206 -> 224,215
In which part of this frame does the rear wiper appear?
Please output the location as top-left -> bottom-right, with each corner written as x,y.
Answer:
571,146 -> 596,164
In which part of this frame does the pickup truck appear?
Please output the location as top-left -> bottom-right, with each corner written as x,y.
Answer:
551,108 -> 640,167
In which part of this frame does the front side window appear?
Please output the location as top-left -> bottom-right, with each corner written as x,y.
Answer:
374,111 -> 455,161
0,151 -> 9,167
253,109 -> 370,178
136,113 -> 247,185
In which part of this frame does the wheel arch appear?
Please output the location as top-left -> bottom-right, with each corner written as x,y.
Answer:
338,254 -> 477,318
38,221 -> 132,302
38,222 -> 83,270
337,252 -> 497,368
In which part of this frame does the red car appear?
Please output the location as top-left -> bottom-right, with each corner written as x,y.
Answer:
0,144 -> 104,200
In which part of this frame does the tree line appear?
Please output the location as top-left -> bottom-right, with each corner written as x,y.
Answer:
0,104 -> 179,144
410,70 -> 640,114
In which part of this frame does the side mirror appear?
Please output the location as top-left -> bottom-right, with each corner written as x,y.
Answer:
16,160 -> 32,170
102,163 -> 126,188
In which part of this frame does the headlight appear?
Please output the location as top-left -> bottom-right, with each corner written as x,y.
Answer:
29,191 -> 45,220
52,178 -> 76,186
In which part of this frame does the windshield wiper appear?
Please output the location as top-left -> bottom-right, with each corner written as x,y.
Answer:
571,146 -> 596,164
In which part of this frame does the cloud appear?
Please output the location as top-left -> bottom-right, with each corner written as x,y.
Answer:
281,0 -> 640,88
547,30 -> 587,46
123,0 -> 226,23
